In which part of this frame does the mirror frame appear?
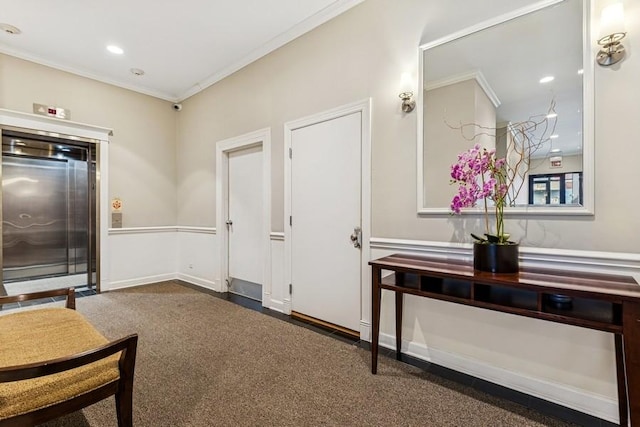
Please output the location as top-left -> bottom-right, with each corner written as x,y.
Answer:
416,0 -> 594,216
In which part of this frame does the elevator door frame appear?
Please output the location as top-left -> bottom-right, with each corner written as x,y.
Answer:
0,111 -> 111,293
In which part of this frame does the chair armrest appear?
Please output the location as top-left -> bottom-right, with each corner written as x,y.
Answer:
0,288 -> 76,309
0,334 -> 138,383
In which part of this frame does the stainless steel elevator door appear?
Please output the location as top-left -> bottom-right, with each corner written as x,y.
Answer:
1,132 -> 95,292
2,155 -> 70,280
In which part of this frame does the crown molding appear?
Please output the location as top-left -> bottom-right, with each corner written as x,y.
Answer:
176,0 -> 365,101
0,46 -> 180,102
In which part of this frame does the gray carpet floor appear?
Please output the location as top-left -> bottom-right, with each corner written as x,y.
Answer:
36,281 -> 576,427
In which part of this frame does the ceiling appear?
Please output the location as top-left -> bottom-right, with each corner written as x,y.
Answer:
0,0 -> 363,102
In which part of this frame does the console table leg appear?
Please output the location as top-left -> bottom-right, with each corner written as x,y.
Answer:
615,334 -> 628,426
395,292 -> 403,360
371,266 -> 382,374
623,301 -> 640,426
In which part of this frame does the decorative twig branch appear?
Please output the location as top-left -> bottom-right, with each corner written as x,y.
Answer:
446,99 -> 558,208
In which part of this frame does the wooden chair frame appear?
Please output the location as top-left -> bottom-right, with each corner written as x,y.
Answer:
0,288 -> 138,427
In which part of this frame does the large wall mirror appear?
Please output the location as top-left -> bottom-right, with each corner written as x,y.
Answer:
417,0 -> 594,215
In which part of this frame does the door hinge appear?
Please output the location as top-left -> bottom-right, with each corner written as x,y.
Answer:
289,147 -> 292,159
289,215 -> 292,226
289,283 -> 292,295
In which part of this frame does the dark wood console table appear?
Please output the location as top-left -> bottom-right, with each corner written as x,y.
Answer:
369,253 -> 640,426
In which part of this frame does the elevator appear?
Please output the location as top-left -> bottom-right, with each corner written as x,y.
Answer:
1,129 -> 97,296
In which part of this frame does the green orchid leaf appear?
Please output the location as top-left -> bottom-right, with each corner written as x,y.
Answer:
484,234 -> 500,243
470,233 -> 487,242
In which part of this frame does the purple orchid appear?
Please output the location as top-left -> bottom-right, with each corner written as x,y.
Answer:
450,144 -> 510,244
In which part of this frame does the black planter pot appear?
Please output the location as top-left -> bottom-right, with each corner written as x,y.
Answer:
473,242 -> 519,274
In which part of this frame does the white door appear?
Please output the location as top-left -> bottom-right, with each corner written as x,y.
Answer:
228,145 -> 263,299
290,111 -> 362,332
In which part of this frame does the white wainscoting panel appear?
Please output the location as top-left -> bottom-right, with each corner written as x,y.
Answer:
367,238 -> 640,424
176,227 -> 219,291
102,231 -> 640,422
107,227 -> 179,291
108,226 -> 279,301
376,331 -> 617,422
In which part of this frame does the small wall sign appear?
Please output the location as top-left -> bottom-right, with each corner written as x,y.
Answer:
33,103 -> 71,120
111,198 -> 123,212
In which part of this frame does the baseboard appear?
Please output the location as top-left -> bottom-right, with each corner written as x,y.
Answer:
107,273 -> 177,291
377,332 -> 618,423
106,270 -> 232,298
176,273 -> 218,291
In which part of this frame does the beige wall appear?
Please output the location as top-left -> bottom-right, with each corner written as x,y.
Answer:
2,0 -> 635,250
423,79 -> 496,208
176,0 -> 542,229
0,54 -> 177,227
176,0 -> 640,254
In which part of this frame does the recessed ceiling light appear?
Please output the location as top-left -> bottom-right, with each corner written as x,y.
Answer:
107,45 -> 124,55
550,134 -> 559,139
130,68 -> 145,76
551,148 -> 561,153
539,76 -> 555,83
577,69 -> 584,75
0,23 -> 21,35
546,113 -> 558,119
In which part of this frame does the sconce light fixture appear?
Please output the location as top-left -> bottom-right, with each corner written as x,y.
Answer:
596,2 -> 626,66
399,72 -> 416,113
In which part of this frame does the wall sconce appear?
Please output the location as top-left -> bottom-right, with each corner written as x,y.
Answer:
399,72 -> 416,113
596,2 -> 626,66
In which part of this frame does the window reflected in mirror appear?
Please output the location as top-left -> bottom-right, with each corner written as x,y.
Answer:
530,172 -> 582,205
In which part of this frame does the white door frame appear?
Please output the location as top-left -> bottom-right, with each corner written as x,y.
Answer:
284,99 -> 372,339
216,128 -> 271,306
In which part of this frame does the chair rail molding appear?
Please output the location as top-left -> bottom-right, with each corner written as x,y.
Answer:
370,237 -> 640,279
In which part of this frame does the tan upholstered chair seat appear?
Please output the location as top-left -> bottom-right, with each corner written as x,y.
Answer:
0,308 -> 120,420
